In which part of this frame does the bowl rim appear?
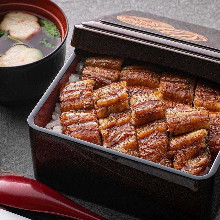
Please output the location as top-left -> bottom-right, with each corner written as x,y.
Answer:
27,52 -> 220,182
0,0 -> 69,69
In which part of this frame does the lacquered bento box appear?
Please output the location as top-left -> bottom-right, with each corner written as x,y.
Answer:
28,11 -> 220,220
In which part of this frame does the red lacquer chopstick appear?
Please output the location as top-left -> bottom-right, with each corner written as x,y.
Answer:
0,172 -> 105,220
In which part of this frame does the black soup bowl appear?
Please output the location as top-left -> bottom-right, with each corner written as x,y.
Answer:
0,0 -> 68,105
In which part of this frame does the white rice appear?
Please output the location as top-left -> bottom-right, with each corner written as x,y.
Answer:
76,61 -> 84,75
68,74 -> 80,83
68,61 -> 84,83
45,103 -> 62,133
46,62 -> 83,133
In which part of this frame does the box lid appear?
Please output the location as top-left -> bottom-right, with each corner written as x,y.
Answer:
72,10 -> 220,83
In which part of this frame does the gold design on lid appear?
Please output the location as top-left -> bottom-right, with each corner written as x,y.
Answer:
117,15 -> 175,31
161,29 -> 208,41
117,15 -> 208,42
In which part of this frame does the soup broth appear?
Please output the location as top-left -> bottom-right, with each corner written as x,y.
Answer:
0,12 -> 61,60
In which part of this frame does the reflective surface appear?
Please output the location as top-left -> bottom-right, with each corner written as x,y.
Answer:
0,175 -> 105,220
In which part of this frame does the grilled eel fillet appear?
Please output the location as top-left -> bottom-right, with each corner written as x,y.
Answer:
158,72 -> 195,104
127,86 -> 155,98
120,65 -> 160,88
162,100 -> 190,110
136,120 -> 171,167
208,112 -> 220,155
99,111 -> 138,156
93,81 -> 129,119
169,129 -> 210,175
60,110 -> 101,145
60,80 -> 95,112
166,106 -> 210,135
194,80 -> 220,112
130,93 -> 165,126
85,56 -> 123,70
82,66 -> 120,89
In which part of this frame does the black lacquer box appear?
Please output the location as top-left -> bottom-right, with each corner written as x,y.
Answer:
28,11 -> 220,220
